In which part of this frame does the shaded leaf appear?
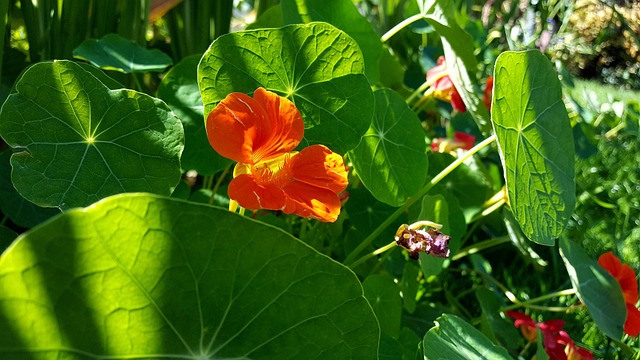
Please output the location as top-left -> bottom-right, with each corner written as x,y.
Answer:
492,50 -> 575,246
73,33 -> 173,73
157,54 -> 231,175
0,193 -> 379,359
475,288 -> 521,351
0,60 -> 184,210
559,237 -> 625,339
246,4 -> 284,30
350,89 -> 428,206
198,22 -> 373,154
281,0 -> 382,84
363,274 -> 402,338
423,314 -> 513,360
0,151 -> 59,227
0,225 -> 17,253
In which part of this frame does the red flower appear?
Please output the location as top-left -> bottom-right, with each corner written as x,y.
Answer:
483,76 -> 494,111
598,251 -> 640,337
426,56 -> 466,112
506,311 -> 593,360
206,88 -> 348,222
430,131 -> 476,153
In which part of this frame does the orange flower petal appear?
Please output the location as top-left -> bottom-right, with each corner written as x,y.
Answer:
281,181 -> 342,222
228,173 -> 286,211
625,303 -> 640,337
483,76 -> 494,110
598,251 -> 639,304
206,88 -> 304,164
290,145 -> 348,194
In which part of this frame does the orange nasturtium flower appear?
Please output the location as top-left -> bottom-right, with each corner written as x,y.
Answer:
426,56 -> 466,112
206,88 -> 348,222
598,251 -> 640,337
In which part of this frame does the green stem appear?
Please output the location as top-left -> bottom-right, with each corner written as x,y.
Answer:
349,241 -> 397,269
451,236 -> 510,261
344,134 -> 497,267
209,164 -> 231,205
380,13 -> 424,43
501,288 -> 577,311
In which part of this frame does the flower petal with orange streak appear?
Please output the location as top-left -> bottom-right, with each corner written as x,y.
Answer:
228,173 -> 287,211
281,181 -> 342,222
289,145 -> 348,194
206,88 -> 304,164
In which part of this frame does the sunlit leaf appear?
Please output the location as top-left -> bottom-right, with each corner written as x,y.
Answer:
198,22 -> 373,153
0,193 -> 380,359
350,89 -> 428,206
0,60 -> 184,210
423,314 -> 513,359
157,54 -> 231,175
73,33 -> 173,73
492,50 -> 575,246
559,237 -> 625,339
281,0 -> 382,84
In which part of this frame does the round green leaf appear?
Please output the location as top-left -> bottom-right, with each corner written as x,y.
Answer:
157,54 -> 231,175
198,22 -> 373,154
423,314 -> 512,360
363,274 -> 402,338
559,237 -> 625,339
281,0 -> 383,84
73,33 -> 173,73
349,89 -> 428,206
0,193 -> 380,359
492,50 -> 576,246
0,60 -> 184,210
0,151 -> 60,227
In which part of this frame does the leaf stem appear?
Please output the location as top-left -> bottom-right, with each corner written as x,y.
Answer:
451,236 -> 511,261
209,164 -> 231,205
345,134 -> 497,267
381,13 -> 424,43
501,288 -> 577,311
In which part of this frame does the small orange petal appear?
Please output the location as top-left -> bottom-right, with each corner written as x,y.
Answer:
228,173 -> 287,211
625,303 -> 640,337
281,181 -> 342,222
206,88 -> 304,164
290,145 -> 348,194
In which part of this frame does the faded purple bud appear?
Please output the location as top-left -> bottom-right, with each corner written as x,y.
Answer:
394,224 -> 451,260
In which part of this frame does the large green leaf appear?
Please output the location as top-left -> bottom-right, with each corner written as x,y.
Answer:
198,22 -> 373,154
0,60 -> 184,210
423,314 -> 513,360
492,50 -> 575,246
157,54 -> 231,175
0,193 -> 380,359
363,274 -> 402,338
559,237 -> 625,339
281,0 -> 382,84
73,33 -> 173,73
349,89 -> 428,206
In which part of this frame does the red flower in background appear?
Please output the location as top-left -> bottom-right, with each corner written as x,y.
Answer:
206,88 -> 348,222
506,311 -> 593,360
430,131 -> 476,153
425,57 -> 494,113
598,251 -> 640,337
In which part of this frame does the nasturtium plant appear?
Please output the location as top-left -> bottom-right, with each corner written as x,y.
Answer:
0,60 -> 184,210
492,50 -> 575,246
197,22 -> 373,154
73,33 -> 173,73
0,193 -> 380,359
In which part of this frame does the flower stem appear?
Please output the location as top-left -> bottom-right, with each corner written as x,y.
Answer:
209,164 -> 231,205
344,135 -> 497,267
349,241 -> 397,269
381,13 -> 424,43
451,236 -> 511,261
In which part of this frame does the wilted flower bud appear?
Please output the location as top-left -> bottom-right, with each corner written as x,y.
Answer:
394,222 -> 451,260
